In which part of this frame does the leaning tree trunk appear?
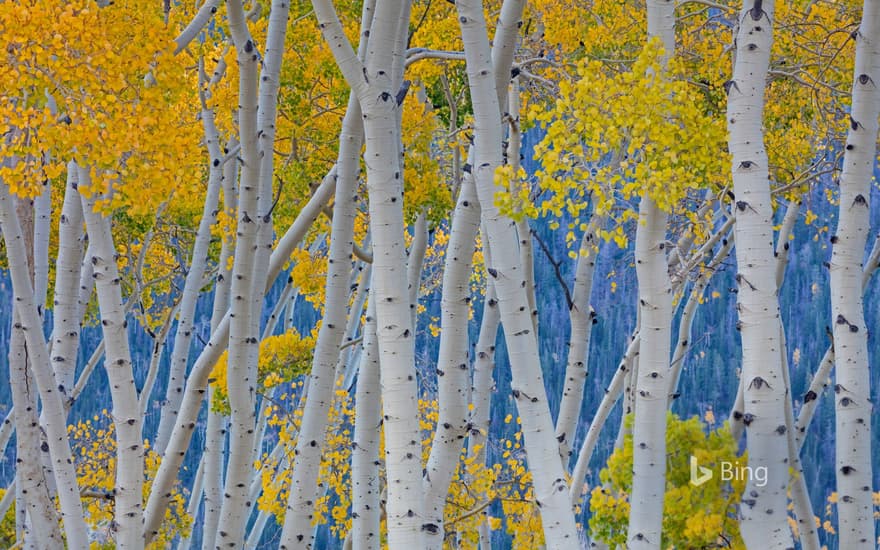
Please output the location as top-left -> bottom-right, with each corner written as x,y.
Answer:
726,1 -> 794,547
142,166 -> 337,543
0,181 -> 89,549
153,97 -> 225,455
9,308 -> 61,548
456,0 -> 580,545
423,168 -> 481,548
279,0 -> 373,541
831,1 -> 879,546
202,136 -> 237,550
79,174 -> 144,550
278,95 -> 362,547
555,217 -> 602,464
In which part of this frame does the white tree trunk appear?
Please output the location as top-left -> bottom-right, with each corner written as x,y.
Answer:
423,171 -> 481,546
80,176 -> 144,550
555,218 -> 602,463
143,167 -> 337,542
726,2 -> 794,546
32,180 -> 50,315
50,165 -> 86,396
215,0 -> 266,542
279,95 -> 362,547
201,135 -> 236,550
351,299 -> 381,550
154,101 -> 225,454
407,212 -> 428,328
76,243 -> 94,327
570,334 -> 639,503
668,230 -> 733,397
628,200 -> 673,550
456,0 -> 579,544
0,180 -> 89,548
831,1 -> 879,545
778,327 -> 819,550
305,0 -> 426,543
464,233 -> 500,546
8,311 -> 62,548
627,3 -> 674,547
467,267 -> 499,462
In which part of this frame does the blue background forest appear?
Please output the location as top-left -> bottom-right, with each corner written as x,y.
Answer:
1,129 -> 878,547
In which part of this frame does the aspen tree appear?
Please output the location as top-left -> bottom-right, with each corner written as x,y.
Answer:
215,0 -> 291,541
456,0 -> 580,544
153,97 -> 225,454
79,170 -> 144,550
423,171 -> 481,547
50,165 -> 86,395
726,1 -> 795,546
0,182 -> 89,549
351,299 -> 381,550
624,0 -> 676,545
555,218 -> 602,464
142,167 -> 339,542
830,1 -> 879,545
279,95 -> 362,547
303,0 -> 426,544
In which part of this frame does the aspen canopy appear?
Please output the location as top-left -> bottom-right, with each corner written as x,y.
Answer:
1,0 -> 880,548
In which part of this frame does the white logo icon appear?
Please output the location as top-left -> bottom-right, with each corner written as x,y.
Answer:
690,455 -> 713,486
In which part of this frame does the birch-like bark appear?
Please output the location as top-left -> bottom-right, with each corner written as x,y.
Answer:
339,260 -> 372,388
304,0 -> 426,543
407,212 -> 428,328
80,179 -> 144,550
215,0 -> 266,542
726,2 -> 793,545
628,198 -> 673,550
279,96 -> 361,547
627,4 -> 674,546
570,334 -> 639,503
9,311 -> 62,548
202,191 -> 233,550
174,0 -> 220,53
456,0 -> 579,543
154,101 -> 225,454
138,307 -> 176,420
830,2 -> 879,545
143,168 -> 337,542
50,165 -> 86,395
555,218 -> 602,463
0,181 -> 88,548
77,244 -> 94,327
206,140 -> 236,513
351,299 -> 381,550
506,81 -> 538,336
774,199 -> 800,286
467,271 -> 499,461
796,232 -> 880,447
32,181 -> 50,314
778,327 -> 819,550
465,237 -> 499,546
12,185 -> 61,549
423,171 -> 481,546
